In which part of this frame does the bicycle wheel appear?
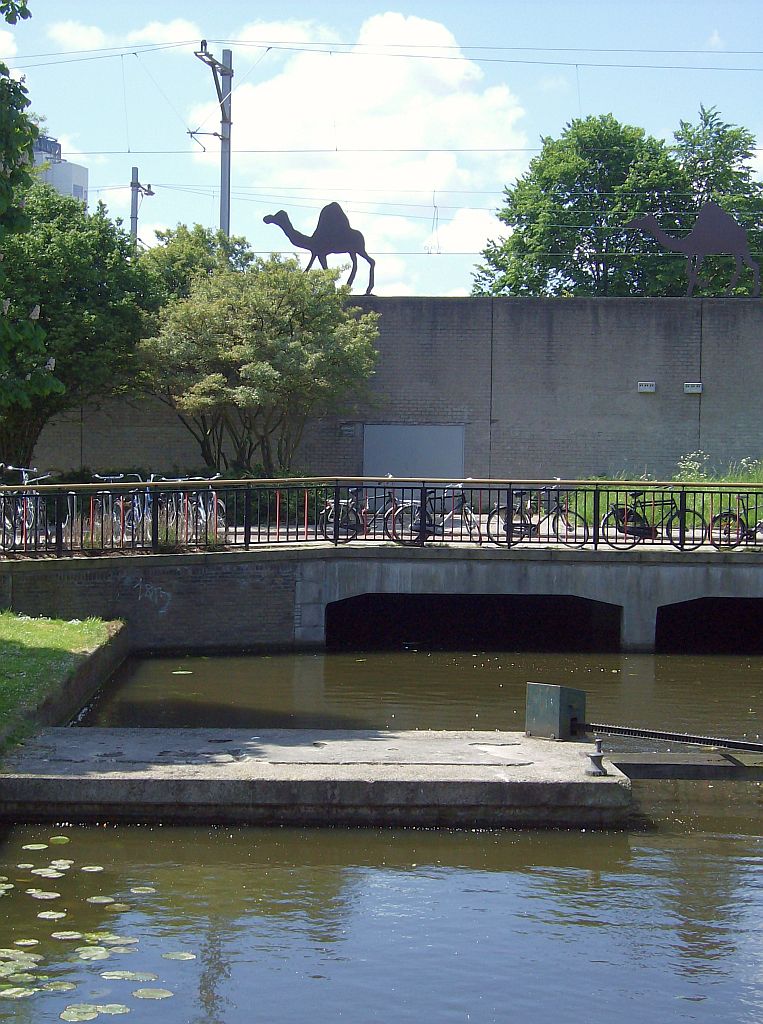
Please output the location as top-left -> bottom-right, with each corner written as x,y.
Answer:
551,510 -> 589,547
204,495 -> 227,538
708,511 -> 745,549
114,496 -> 140,536
599,508 -> 646,549
666,509 -> 707,550
159,492 -> 179,529
486,506 -> 533,544
325,504 -> 359,542
390,503 -> 426,544
0,497 -> 18,549
463,507 -> 482,544
319,503 -> 358,541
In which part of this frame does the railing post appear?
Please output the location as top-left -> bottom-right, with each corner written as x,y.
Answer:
418,483 -> 428,546
54,492 -> 64,558
332,481 -> 341,545
593,487 -> 600,549
678,488 -> 687,550
244,484 -> 252,550
151,485 -> 160,553
507,485 -> 513,548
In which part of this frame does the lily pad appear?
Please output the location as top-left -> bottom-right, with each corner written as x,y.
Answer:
161,952 -> 196,960
129,886 -> 155,894
52,931 -> 83,941
101,971 -> 157,982
81,866 -> 103,873
13,940 -> 39,947
17,863 -> 34,869
38,910 -> 67,920
77,947 -> 110,961
132,988 -> 173,1000
8,972 -> 38,983
105,903 -> 130,912
86,896 -> 114,905
60,1006 -> 99,1021
32,868 -> 65,878
28,889 -> 61,900
49,836 -> 71,844
97,1006 -> 131,1016
0,986 -> 38,998
22,843 -> 48,851
52,860 -> 75,868
42,980 -> 78,992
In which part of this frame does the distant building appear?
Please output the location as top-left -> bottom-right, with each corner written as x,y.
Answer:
32,135 -> 88,205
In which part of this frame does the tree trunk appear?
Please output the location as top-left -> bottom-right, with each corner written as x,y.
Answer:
0,405 -> 49,467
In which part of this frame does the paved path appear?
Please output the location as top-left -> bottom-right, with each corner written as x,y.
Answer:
0,728 -> 633,828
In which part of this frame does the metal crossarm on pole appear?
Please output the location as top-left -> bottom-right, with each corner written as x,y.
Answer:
193,40 -> 233,236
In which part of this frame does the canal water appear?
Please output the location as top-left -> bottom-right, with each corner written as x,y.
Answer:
1,649 -> 761,1022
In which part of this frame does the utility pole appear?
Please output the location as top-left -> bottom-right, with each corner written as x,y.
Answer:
129,166 -> 154,241
193,40 -> 233,237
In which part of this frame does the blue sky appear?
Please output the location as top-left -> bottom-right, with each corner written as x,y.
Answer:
3,0 -> 763,295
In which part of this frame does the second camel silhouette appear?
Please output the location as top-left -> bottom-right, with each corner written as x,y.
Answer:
626,201 -> 760,297
263,202 -> 375,295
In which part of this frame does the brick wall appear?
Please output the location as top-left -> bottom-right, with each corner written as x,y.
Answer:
33,296 -> 763,480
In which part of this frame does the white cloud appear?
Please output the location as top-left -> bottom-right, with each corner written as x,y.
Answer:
706,29 -> 725,50
47,21 -> 109,50
194,12 -> 526,295
539,74 -> 571,94
47,18 -> 201,52
423,208 -> 502,255
127,20 -> 201,46
0,28 -> 16,58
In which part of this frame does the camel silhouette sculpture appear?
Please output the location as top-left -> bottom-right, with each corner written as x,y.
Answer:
263,202 -> 375,295
626,201 -> 760,297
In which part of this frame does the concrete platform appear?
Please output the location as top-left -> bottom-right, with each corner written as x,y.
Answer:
0,728 -> 635,828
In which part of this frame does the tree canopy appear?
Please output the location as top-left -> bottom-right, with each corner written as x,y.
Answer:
139,223 -> 255,303
0,183 -> 158,464
140,256 -> 379,476
473,109 -> 763,298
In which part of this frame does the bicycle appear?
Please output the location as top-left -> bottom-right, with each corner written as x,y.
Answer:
487,485 -> 589,548
600,488 -> 706,550
388,484 -> 482,545
160,475 -> 227,541
110,473 -> 179,542
0,464 -> 54,550
708,493 -> 763,548
318,478 -> 397,542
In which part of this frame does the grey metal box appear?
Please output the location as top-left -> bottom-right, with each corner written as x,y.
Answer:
525,682 -> 586,740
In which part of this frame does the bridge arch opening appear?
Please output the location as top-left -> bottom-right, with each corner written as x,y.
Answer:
656,598 -> 763,653
326,594 -> 620,651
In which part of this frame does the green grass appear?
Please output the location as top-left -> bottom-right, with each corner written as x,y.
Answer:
0,611 -> 110,749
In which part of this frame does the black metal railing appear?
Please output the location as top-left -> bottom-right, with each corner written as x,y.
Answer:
1,477 -> 762,558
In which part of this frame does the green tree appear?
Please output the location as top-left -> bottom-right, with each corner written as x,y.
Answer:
140,223 -> 255,302
473,115 -> 691,297
140,256 -> 379,476
0,1 -> 56,435
0,183 -> 158,464
670,106 -> 763,295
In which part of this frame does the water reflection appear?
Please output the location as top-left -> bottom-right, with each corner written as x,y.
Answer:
0,825 -> 761,1023
81,649 -> 762,743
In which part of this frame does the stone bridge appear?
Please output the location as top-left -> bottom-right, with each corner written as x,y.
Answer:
2,545 -> 762,652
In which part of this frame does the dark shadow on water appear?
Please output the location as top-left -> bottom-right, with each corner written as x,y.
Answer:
78,693 -> 378,730
326,593 -> 620,652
